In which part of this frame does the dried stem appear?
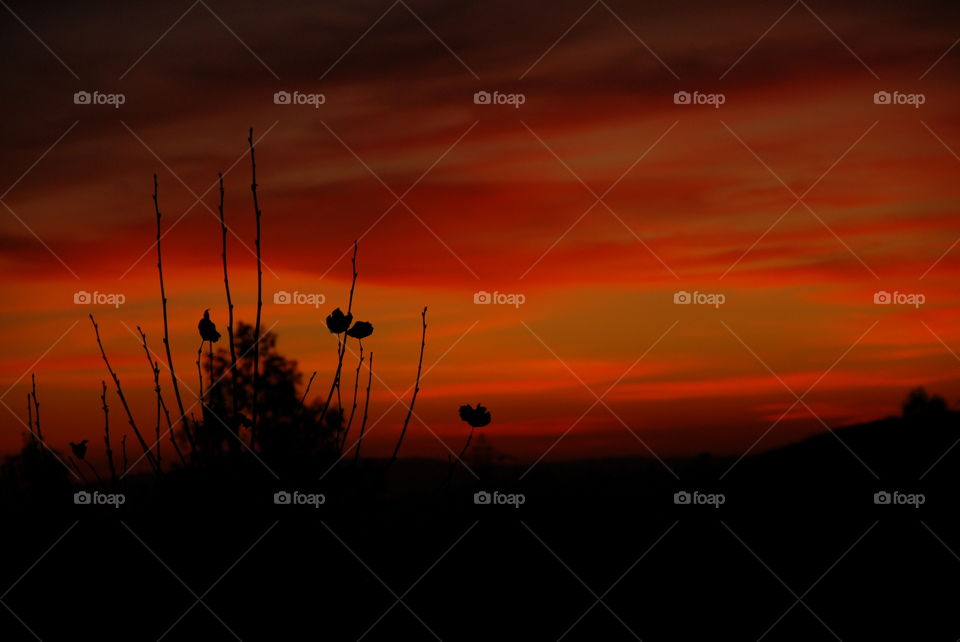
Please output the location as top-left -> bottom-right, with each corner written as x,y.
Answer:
68,455 -> 87,483
26,393 -> 33,444
354,352 -> 374,464
154,175 -> 194,453
320,241 -> 358,428
100,381 -> 118,485
89,314 -> 160,475
447,427 -> 475,484
218,172 -> 240,423
298,370 -> 317,416
387,307 -> 427,471
83,458 -> 102,483
339,343 -> 363,454
137,326 -> 187,468
31,374 -> 42,444
121,435 -> 129,477
196,340 -> 205,406
248,128 -> 264,449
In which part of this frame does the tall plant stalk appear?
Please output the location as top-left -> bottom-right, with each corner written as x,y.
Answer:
100,381 -> 118,485
447,427 -> 475,484
154,175 -> 193,453
387,307 -> 427,471
137,326 -> 187,467
90,315 -> 160,475
248,128 -> 264,449
26,393 -> 33,444
320,241 -> 358,428
30,374 -> 42,444
217,172 -> 240,426
339,344 -> 363,454
354,352 -> 374,464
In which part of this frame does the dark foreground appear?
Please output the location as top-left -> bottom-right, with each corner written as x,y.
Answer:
3,413 -> 960,640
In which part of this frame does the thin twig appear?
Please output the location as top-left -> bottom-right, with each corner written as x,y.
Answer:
83,458 -> 102,483
320,241 -> 358,428
387,307 -> 427,471
154,174 -> 194,453
298,371 -> 317,415
447,427 -> 475,485
68,455 -> 87,483
354,352 -> 373,464
26,393 -> 33,444
89,314 -> 160,475
248,128 -> 264,449
30,374 -> 42,444
339,344 -> 363,454
137,326 -> 187,467
218,172 -> 240,424
100,381 -> 118,486
121,435 -> 129,477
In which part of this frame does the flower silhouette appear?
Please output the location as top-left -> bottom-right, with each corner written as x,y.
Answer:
346,321 -> 374,340
198,309 -> 221,342
458,403 -> 491,428
326,308 -> 353,334
69,439 -> 89,460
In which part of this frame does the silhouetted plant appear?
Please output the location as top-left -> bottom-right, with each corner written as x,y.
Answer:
69,440 -> 101,482
153,174 -> 192,453
89,314 -> 160,476
354,352 -> 374,465
347,321 -> 374,340
248,127 -> 265,449
387,307 -> 428,472
30,374 -> 42,445
321,243 -> 359,429
339,344 -> 364,454
137,326 -> 187,468
903,387 -> 948,421
217,172 -> 241,431
100,381 -> 118,485
448,403 -> 491,483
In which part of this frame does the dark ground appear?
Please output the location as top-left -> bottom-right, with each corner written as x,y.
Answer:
3,412 -> 960,640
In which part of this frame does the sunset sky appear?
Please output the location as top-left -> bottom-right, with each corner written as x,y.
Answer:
3,0 -> 960,471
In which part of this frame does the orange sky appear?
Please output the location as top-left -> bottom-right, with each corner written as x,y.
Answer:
3,0 -> 960,469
